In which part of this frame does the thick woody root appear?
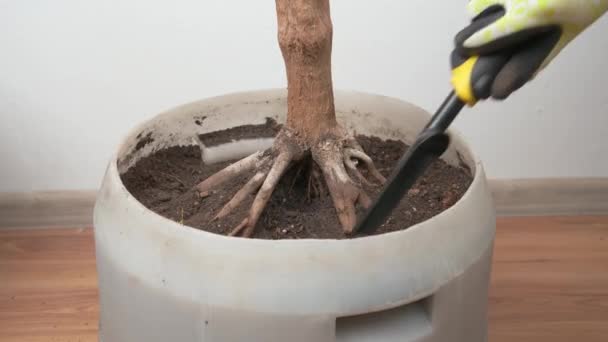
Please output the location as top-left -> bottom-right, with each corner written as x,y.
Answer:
194,129 -> 304,238
195,152 -> 267,194
195,129 -> 385,237
228,151 -> 295,237
312,135 -> 379,234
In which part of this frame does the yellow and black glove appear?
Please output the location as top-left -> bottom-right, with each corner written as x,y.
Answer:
451,0 -> 608,101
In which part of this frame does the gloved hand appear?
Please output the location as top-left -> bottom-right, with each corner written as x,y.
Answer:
452,0 -> 608,99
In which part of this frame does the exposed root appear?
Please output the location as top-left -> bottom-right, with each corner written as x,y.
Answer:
312,169 -> 323,196
198,128 -> 384,237
242,151 -> 294,237
344,157 -> 372,186
306,167 -> 314,201
345,148 -> 387,184
195,151 -> 266,193
306,167 -> 323,202
199,129 -> 304,238
228,218 -> 249,237
312,134 -> 380,234
287,161 -> 306,195
225,150 -> 294,238
358,191 -> 372,209
214,171 -> 267,220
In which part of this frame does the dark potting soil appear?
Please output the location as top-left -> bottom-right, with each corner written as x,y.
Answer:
121,119 -> 473,239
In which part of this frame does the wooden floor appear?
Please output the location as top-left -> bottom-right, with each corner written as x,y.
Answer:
1,216 -> 607,342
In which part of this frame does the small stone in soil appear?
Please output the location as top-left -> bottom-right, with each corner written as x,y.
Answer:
408,188 -> 420,196
157,193 -> 172,202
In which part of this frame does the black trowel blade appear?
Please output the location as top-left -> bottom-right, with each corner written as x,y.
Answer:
353,91 -> 465,235
354,132 -> 451,234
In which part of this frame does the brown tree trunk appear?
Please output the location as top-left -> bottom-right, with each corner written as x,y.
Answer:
197,0 -> 385,237
276,0 -> 337,143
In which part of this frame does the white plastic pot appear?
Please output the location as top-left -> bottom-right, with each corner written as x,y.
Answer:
94,89 -> 496,342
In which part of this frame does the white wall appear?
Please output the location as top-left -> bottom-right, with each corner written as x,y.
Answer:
1,0 -> 607,192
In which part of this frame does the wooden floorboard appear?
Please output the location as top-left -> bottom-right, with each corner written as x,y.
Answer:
0,228 -> 98,342
489,216 -> 608,342
1,216 -> 607,341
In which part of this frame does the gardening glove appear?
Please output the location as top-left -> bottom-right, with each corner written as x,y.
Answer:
452,0 -> 608,99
